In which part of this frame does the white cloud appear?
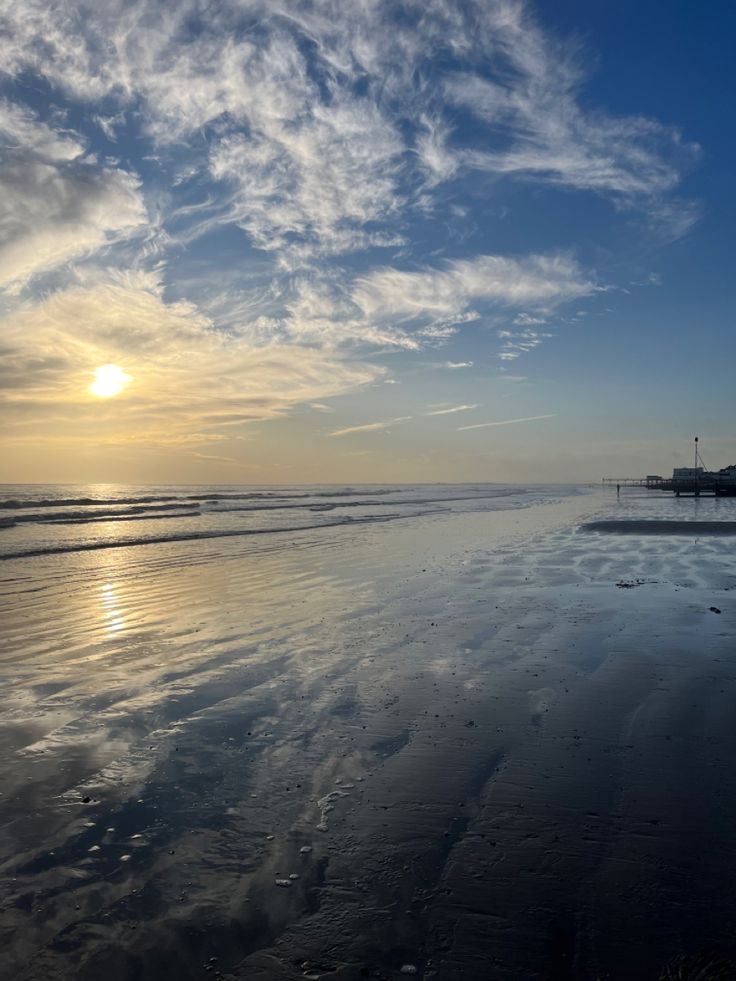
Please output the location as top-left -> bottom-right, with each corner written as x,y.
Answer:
0,0 -> 698,267
329,416 -> 413,438
282,278 -> 420,349
0,99 -> 83,160
0,1 -> 408,259
209,97 -> 403,255
425,404 -> 478,416
250,257 -> 586,357
445,361 -> 474,369
416,114 -> 459,186
0,100 -> 146,292
457,413 -> 556,431
514,312 -> 547,326
0,164 -> 146,293
0,277 -> 382,442
353,253 -> 595,322
444,3 -> 699,214
497,326 -> 551,361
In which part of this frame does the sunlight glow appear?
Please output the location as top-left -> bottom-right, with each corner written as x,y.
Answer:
99,582 -> 126,636
90,364 -> 132,398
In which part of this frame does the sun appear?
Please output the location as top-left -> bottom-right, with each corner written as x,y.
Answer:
89,364 -> 132,398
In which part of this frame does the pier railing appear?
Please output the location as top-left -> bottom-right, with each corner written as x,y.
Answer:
602,476 -> 732,496
602,477 -> 668,488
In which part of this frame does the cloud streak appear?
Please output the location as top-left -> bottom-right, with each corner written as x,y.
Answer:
353,253 -> 596,324
443,5 -> 699,229
457,413 -> 557,431
425,404 -> 478,416
328,417 -> 413,438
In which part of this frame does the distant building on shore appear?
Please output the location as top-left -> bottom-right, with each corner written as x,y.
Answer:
605,443 -> 736,496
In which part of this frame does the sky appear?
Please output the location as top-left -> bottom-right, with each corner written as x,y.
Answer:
1,0 -> 734,484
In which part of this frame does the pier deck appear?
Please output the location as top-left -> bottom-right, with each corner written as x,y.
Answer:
602,477 -> 734,496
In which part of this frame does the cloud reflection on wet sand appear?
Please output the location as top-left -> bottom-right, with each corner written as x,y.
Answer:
2,489 -> 736,979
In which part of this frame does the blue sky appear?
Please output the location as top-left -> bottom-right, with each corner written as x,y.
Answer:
0,0 -> 732,483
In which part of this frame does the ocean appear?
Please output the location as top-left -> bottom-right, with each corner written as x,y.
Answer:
0,483 -> 578,561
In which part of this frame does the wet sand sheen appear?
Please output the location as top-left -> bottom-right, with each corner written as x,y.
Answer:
583,519 -> 736,535
1,488 -> 736,980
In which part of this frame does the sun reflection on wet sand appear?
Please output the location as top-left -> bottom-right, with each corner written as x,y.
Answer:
99,581 -> 126,635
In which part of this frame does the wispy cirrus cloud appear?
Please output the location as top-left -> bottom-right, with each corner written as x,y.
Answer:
353,253 -> 596,324
0,102 -> 146,293
209,99 -> 404,257
457,413 -> 556,431
443,5 -> 700,236
497,327 -> 552,361
328,417 -> 413,438
0,0 -> 700,476
0,0 -> 698,271
0,275 -> 381,446
425,404 -> 478,416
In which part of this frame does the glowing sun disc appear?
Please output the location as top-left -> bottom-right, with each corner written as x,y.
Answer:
90,364 -> 132,398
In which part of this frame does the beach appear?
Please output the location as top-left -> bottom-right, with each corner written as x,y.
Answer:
1,484 -> 736,980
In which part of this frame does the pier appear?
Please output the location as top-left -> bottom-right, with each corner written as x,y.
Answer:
603,438 -> 736,497
602,476 -> 734,497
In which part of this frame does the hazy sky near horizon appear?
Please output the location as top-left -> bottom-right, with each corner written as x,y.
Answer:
1,0 -> 733,483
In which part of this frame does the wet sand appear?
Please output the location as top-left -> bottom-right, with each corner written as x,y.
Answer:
583,519 -> 736,535
2,489 -> 736,980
